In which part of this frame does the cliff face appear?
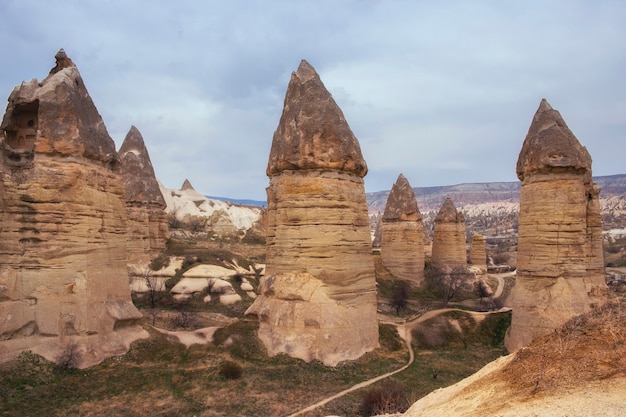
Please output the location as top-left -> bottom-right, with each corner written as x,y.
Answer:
247,60 -> 378,366
505,99 -> 607,352
0,50 -> 146,368
119,125 -> 169,262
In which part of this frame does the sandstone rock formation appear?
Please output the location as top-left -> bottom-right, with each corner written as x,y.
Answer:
246,60 -> 379,366
469,233 -> 487,273
431,197 -> 467,267
118,125 -> 169,263
0,50 -> 146,368
505,99 -> 607,352
381,173 -> 425,285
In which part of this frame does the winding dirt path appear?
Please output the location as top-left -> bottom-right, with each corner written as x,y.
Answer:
286,303 -> 511,417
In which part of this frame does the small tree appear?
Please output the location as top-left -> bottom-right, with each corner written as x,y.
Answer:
143,269 -> 164,309
424,263 -> 469,307
360,380 -> 409,416
391,281 -> 409,315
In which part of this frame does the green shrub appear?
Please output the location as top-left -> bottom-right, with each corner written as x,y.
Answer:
360,380 -> 409,416
219,361 -> 243,380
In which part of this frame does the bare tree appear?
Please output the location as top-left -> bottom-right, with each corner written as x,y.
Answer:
424,263 -> 469,307
391,281 -> 409,315
143,268 -> 164,309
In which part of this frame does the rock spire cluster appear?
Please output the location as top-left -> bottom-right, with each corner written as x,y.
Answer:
505,99 -> 607,351
0,50 -> 146,367
246,60 -> 379,366
118,126 -> 169,262
431,197 -> 467,267
381,173 -> 425,285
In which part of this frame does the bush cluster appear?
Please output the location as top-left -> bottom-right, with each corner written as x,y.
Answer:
218,360 -> 243,380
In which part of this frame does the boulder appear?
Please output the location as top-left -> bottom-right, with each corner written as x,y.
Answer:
118,125 -> 169,263
505,99 -> 607,352
431,197 -> 467,268
0,50 -> 146,368
246,60 -> 378,366
381,173 -> 425,285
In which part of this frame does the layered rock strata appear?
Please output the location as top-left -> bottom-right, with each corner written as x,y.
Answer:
431,197 -> 467,267
505,99 -> 607,351
381,173 -> 425,285
0,50 -> 146,367
119,125 -> 169,263
469,233 -> 487,273
246,60 -> 379,366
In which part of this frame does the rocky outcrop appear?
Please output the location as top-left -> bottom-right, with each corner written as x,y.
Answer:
431,197 -> 467,267
118,125 -> 169,263
505,99 -> 607,352
469,233 -> 487,273
381,173 -> 424,285
0,50 -> 146,368
246,60 -> 378,366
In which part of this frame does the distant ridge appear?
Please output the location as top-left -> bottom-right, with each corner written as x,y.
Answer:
205,196 -> 267,207
367,174 -> 626,213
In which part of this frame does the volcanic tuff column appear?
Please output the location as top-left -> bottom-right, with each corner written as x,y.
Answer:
246,60 -> 379,366
431,197 -> 467,267
381,173 -> 425,285
0,50 -> 146,368
470,233 -> 487,273
505,99 -> 607,352
119,125 -> 169,263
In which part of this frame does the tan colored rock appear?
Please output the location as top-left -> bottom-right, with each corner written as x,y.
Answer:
505,99 -> 607,352
381,173 -> 424,285
431,197 -> 467,267
119,125 -> 169,263
0,50 -> 146,368
469,233 -> 487,273
246,60 -> 378,366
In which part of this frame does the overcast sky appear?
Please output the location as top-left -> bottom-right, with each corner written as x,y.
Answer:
1,1 -> 624,201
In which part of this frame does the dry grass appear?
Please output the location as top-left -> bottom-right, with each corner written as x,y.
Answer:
502,297 -> 626,397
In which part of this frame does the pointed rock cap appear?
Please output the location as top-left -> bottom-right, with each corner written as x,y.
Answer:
435,197 -> 465,224
382,173 -> 422,221
47,48 -> 75,76
516,99 -> 592,182
181,179 -> 195,191
266,60 -> 368,177
0,49 -> 118,164
118,125 -> 165,206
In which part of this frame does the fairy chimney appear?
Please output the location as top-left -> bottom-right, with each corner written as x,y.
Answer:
431,197 -> 467,268
118,125 -> 169,262
470,233 -> 487,273
505,99 -> 607,352
246,60 -> 379,366
0,50 -> 147,368
381,174 -> 425,285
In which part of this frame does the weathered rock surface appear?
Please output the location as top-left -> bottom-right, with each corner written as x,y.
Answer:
381,173 -> 424,285
246,60 -> 378,366
505,99 -> 607,352
161,180 -> 264,238
0,50 -> 146,368
119,125 -> 169,263
469,233 -> 487,273
431,197 -> 467,267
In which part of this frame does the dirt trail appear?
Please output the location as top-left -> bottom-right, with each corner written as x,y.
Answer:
286,306 -> 508,417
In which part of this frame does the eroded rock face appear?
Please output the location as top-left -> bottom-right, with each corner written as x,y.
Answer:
381,174 -> 425,285
246,60 -> 378,366
119,125 -> 169,262
470,233 -> 487,273
0,50 -> 146,368
431,197 -> 467,267
505,99 -> 607,352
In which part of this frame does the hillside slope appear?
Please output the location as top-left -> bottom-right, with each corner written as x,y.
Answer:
402,298 -> 626,417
